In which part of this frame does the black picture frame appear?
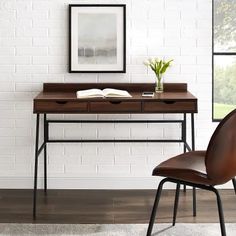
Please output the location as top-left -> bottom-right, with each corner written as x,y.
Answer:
69,4 -> 126,73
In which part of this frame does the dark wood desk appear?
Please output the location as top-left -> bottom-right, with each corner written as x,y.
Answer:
34,83 -> 197,114
33,83 -> 198,219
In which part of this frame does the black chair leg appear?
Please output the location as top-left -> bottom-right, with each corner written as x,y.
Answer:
146,178 -> 168,236
183,184 -> 186,193
232,178 -> 236,194
193,187 -> 196,216
147,178 -> 227,236
172,183 -> 180,226
212,188 -> 226,236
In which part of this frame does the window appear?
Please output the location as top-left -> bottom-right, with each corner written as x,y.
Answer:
213,0 -> 236,120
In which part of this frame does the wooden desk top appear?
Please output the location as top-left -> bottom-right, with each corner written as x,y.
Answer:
33,83 -> 197,114
35,91 -> 196,101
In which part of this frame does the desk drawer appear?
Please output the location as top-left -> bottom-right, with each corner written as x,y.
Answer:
90,101 -> 141,113
143,101 -> 197,113
34,101 -> 88,113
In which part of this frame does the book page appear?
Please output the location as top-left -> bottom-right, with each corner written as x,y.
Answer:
77,89 -> 104,98
102,88 -> 132,97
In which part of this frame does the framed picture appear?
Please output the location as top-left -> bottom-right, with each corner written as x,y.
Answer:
69,4 -> 126,73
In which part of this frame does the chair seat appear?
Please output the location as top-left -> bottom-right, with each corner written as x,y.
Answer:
152,151 -> 214,185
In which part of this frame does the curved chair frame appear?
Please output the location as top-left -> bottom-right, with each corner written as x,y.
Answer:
147,177 -> 226,236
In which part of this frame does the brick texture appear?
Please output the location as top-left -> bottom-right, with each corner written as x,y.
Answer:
0,0 -> 220,189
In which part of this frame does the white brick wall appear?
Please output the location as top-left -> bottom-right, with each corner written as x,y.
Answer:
0,0 -> 228,189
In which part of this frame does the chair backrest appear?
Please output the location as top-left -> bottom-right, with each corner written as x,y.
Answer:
206,109 -> 236,185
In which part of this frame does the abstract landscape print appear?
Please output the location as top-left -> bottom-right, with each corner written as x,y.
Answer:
69,5 -> 126,73
78,13 -> 117,65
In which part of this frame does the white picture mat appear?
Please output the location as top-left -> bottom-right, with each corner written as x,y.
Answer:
71,6 -> 124,71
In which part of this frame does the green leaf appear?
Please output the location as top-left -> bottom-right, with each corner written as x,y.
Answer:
149,63 -> 156,72
160,63 -> 169,74
160,60 -> 173,74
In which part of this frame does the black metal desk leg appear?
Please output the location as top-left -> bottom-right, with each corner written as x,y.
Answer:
183,113 -> 187,153
33,114 -> 40,220
44,145 -> 47,195
191,113 -> 195,151
191,113 -> 197,217
44,114 -> 48,195
183,113 -> 187,192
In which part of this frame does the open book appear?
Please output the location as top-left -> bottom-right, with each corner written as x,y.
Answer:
77,88 -> 132,98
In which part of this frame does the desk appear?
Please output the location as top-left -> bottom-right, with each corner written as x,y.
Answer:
33,83 -> 198,219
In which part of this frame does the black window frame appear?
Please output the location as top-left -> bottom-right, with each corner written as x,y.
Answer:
212,0 -> 236,122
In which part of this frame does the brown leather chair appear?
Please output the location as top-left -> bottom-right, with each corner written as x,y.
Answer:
147,109 -> 236,236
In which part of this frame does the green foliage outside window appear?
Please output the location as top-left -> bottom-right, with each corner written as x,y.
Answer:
213,0 -> 236,120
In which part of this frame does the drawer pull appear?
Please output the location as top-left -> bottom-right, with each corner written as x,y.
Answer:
163,101 -> 176,104
109,101 -> 122,104
56,101 -> 68,105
